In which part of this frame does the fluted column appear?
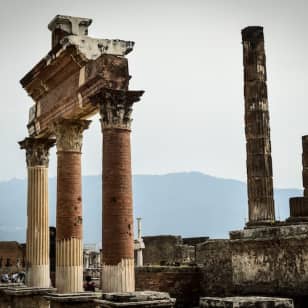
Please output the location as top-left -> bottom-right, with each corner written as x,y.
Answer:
242,26 -> 275,225
289,136 -> 308,219
91,88 -> 143,292
302,136 -> 308,198
19,137 -> 55,287
136,217 -> 144,267
53,119 -> 90,293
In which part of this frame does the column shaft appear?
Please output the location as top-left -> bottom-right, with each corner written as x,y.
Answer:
242,26 -> 275,224
102,128 -> 135,292
56,152 -> 83,293
53,119 -> 90,293
302,136 -> 308,197
91,88 -> 143,293
289,135 -> 308,219
27,166 -> 49,287
19,137 -> 55,288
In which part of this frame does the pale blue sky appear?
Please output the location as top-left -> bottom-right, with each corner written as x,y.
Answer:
0,0 -> 307,188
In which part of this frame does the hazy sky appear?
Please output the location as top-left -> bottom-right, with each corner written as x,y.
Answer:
0,0 -> 307,188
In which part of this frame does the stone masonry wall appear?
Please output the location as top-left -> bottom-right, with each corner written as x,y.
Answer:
142,235 -> 198,265
194,226 -> 308,307
0,242 -> 26,272
135,266 -> 201,308
196,240 -> 233,296
142,236 -> 182,265
230,234 -> 308,296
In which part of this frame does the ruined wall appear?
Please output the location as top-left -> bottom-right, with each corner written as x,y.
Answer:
230,226 -> 308,296
142,236 -> 181,265
193,226 -> 308,301
23,51 -> 130,137
182,237 -> 209,246
196,240 -> 233,296
0,242 -> 26,272
142,235 -> 197,265
135,266 -> 201,308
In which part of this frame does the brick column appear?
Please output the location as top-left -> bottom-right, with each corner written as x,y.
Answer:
19,137 -> 55,287
91,88 -> 143,292
289,136 -> 308,219
242,26 -> 275,225
53,119 -> 90,293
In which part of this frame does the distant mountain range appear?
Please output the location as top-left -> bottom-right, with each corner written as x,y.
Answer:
0,172 -> 301,243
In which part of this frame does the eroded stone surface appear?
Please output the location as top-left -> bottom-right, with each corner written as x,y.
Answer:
200,296 -> 293,308
20,15 -> 136,138
45,291 -> 99,301
288,135 -> 308,220
230,224 -> 308,240
242,26 -> 275,225
135,267 -> 201,307
95,291 -> 175,307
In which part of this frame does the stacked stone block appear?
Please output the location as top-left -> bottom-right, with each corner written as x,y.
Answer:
200,297 -> 293,308
289,135 -> 308,220
242,26 -> 275,225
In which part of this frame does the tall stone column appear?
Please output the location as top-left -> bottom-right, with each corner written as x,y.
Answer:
136,217 -> 144,267
302,136 -> 308,198
289,136 -> 308,219
19,137 -> 55,287
242,26 -> 275,225
53,119 -> 90,293
91,88 -> 143,292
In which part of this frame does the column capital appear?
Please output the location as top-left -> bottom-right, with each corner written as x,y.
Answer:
241,26 -> 264,43
19,137 -> 55,167
90,88 -> 144,130
52,119 -> 91,152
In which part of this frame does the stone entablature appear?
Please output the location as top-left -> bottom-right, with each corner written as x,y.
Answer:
20,15 -> 133,138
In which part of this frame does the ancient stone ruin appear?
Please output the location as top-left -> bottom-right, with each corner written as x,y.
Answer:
0,15 -> 307,308
242,26 -> 275,226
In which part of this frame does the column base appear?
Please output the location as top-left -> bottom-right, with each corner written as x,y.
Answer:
45,292 -> 100,308
95,291 -> 175,308
245,220 -> 276,228
3,286 -> 55,308
286,216 -> 308,223
0,283 -> 24,308
199,296 -> 293,308
102,259 -> 134,293
230,223 -> 308,240
27,264 -> 50,288
289,197 -> 308,218
56,265 -> 83,293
